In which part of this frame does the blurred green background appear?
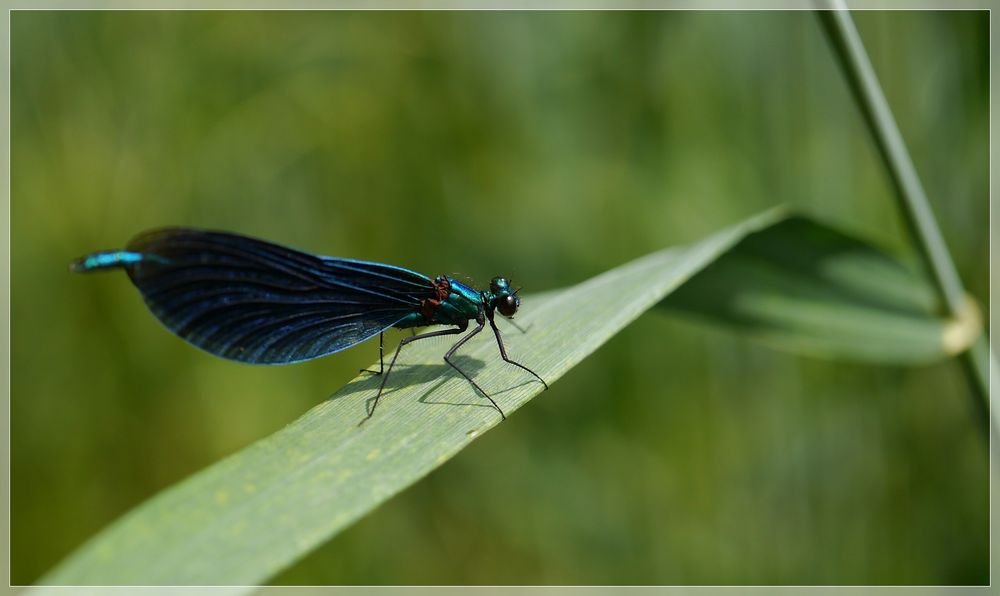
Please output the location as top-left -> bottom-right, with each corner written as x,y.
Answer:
11,10 -> 988,585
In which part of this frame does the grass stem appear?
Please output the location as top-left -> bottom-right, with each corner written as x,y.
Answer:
816,2 -> 995,438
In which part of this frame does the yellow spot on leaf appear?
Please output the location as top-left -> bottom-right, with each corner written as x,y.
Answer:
942,295 -> 982,355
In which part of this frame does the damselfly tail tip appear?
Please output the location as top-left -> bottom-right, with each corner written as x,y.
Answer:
69,250 -> 147,273
68,258 -> 89,273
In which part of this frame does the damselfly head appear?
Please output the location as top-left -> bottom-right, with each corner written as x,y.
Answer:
489,276 -> 520,318
497,293 -> 520,318
489,276 -> 510,294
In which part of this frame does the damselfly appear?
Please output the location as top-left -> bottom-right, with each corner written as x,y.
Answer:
71,228 -> 547,422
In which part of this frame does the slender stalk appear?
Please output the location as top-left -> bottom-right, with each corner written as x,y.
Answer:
816,3 -> 995,437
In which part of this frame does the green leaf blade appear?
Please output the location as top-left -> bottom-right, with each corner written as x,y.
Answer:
36,209 -> 959,589
659,216 -> 960,364
38,210 -> 783,588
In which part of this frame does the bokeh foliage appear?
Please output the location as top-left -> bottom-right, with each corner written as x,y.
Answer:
11,10 -> 988,584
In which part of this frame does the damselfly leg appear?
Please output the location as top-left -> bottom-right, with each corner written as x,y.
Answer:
361,324 -> 469,425
443,321 -> 505,418
488,316 -> 548,389
360,320 -> 508,425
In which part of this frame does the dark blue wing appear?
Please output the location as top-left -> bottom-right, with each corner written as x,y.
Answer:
106,228 -> 433,364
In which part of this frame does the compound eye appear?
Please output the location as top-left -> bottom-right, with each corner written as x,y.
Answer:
497,294 -> 518,317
